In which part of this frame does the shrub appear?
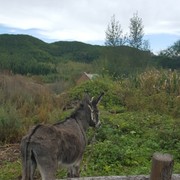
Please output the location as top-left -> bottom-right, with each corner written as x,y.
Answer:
0,105 -> 22,143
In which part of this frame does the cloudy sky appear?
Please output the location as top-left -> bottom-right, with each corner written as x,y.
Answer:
0,0 -> 180,53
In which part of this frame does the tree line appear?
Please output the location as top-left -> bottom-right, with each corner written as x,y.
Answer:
105,12 -> 150,51
105,12 -> 180,70
157,40 -> 180,69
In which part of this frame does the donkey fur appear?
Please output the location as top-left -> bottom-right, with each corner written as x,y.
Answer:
20,93 -> 103,180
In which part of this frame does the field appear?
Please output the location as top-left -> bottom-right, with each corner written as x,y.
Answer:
0,68 -> 180,179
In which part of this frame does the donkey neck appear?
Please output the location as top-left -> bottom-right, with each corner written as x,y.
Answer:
74,110 -> 90,132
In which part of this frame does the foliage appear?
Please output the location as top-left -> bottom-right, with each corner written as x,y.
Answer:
0,69 -> 180,179
159,39 -> 180,58
128,12 -> 144,49
66,73 -> 180,177
95,46 -> 152,76
81,111 -> 180,177
0,105 -> 22,143
105,15 -> 126,46
0,34 -> 100,75
69,69 -> 180,117
1,34 -> 180,80
0,34 -> 180,179
0,34 -> 154,78
0,34 -> 57,75
105,12 -> 150,51
51,41 -> 101,63
0,161 -> 21,180
158,39 -> 180,69
0,74 -> 62,143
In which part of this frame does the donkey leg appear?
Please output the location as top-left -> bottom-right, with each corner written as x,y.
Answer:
30,158 -> 37,180
36,155 -> 58,180
21,149 -> 37,180
68,165 -> 80,177
67,161 -> 81,178
67,167 -> 73,178
73,165 -> 80,177
38,166 -> 56,180
21,158 -> 36,180
38,163 -> 57,180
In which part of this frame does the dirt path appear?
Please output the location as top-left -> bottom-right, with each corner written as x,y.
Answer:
0,143 -> 20,167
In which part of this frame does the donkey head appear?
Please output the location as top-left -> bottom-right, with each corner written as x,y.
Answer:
81,92 -> 104,128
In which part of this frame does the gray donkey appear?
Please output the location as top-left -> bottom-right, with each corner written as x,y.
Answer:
20,93 -> 104,180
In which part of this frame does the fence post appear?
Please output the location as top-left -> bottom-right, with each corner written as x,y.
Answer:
150,152 -> 174,180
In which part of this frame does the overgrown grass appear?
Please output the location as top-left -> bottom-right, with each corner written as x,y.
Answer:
0,105 -> 22,143
0,161 -> 21,180
0,69 -> 180,179
0,74 -> 63,143
83,111 -> 180,176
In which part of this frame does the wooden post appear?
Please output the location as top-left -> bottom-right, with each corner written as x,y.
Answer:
150,152 -> 174,180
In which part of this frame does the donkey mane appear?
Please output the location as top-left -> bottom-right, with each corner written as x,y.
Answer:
53,102 -> 84,126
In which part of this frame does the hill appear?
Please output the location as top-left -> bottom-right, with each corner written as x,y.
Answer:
0,34 -> 56,75
0,34 -> 52,60
0,34 -> 152,75
0,34 -> 101,63
50,41 -> 101,62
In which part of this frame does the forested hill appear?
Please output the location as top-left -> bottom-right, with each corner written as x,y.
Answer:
0,34 -> 101,63
0,34 -> 152,75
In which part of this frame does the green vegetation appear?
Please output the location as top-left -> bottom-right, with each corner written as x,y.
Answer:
0,34 -> 179,77
0,69 -> 179,179
66,71 -> 180,177
105,12 -> 150,51
158,40 -> 180,69
0,34 -> 180,179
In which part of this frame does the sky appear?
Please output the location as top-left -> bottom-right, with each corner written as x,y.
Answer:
0,0 -> 180,54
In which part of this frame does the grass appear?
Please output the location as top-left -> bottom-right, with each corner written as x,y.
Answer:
0,68 -> 180,179
0,161 -> 21,180
0,111 -> 179,179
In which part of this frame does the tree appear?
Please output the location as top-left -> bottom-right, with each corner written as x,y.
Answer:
142,39 -> 151,51
158,40 -> 180,69
105,15 -> 126,46
128,12 -> 144,49
159,40 -> 180,58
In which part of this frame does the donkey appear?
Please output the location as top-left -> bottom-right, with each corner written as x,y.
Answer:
20,93 -> 104,180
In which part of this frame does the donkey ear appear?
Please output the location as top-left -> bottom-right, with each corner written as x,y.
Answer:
92,92 -> 104,105
96,92 -> 104,104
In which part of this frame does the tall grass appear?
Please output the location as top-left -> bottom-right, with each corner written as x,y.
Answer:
0,104 -> 22,143
70,68 -> 180,117
65,68 -> 180,176
131,69 -> 180,117
0,69 -> 180,178
137,68 -> 180,96
0,68 -> 179,143
0,74 -> 63,143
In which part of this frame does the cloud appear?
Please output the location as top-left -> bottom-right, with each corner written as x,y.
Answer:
0,0 -> 180,43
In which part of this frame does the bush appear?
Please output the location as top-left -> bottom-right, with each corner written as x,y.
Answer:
68,76 -> 123,109
0,105 -> 22,143
80,111 -> 180,176
0,69 -> 180,178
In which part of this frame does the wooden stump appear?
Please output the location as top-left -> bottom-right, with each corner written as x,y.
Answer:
150,152 -> 174,180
